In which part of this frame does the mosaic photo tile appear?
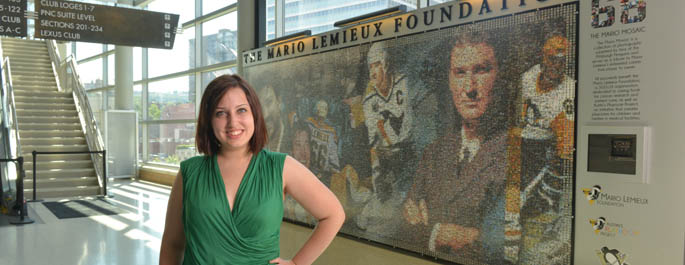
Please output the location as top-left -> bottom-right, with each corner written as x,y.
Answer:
245,4 -> 577,265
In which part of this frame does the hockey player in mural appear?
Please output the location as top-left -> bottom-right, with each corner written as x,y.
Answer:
402,31 -> 511,264
508,34 -> 574,264
520,35 -> 574,171
305,100 -> 341,183
345,41 -> 417,235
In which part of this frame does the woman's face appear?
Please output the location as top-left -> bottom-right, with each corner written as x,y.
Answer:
211,87 -> 255,152
448,42 -> 497,122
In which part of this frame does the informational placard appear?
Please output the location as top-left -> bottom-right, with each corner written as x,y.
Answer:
587,0 -> 646,122
0,0 -> 27,37
35,0 -> 179,49
577,0 -> 685,265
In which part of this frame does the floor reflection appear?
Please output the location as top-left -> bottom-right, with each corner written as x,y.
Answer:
0,179 -> 170,265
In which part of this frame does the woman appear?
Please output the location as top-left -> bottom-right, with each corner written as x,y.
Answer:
160,75 -> 345,265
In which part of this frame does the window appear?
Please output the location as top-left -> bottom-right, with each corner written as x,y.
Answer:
134,84 -> 143,162
87,91 -> 104,127
78,58 -> 103,90
147,0 -> 195,27
202,0 -> 236,15
147,75 -> 196,121
266,0 -> 427,41
107,54 -> 115,86
201,67 -> 236,90
74,0 -> 241,166
202,13 -> 238,66
76,42 -> 103,60
107,89 -> 115,110
147,123 -> 196,165
134,47 -> 142,81
134,85 -> 143,120
148,27 -> 196,78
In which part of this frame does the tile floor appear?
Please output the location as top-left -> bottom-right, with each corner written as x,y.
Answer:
0,179 -> 170,265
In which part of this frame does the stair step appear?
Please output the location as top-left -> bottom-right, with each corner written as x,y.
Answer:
25,160 -> 93,170
16,109 -> 77,116
12,80 -> 56,86
10,71 -> 54,77
10,68 -> 55,75
2,45 -> 46,51
12,79 -> 57,85
2,43 -> 47,48
7,59 -> 51,65
6,62 -> 52,69
13,86 -> 58,91
13,87 -> 60,93
4,52 -> 49,58
11,73 -> 55,79
11,78 -> 56,85
19,123 -> 81,130
27,167 -> 96,176
9,65 -> 53,72
16,102 -> 75,110
23,186 -> 100,199
20,153 -> 93,161
11,71 -> 54,76
21,144 -> 89,153
14,90 -> 70,98
2,45 -> 48,50
24,176 -> 99,189
5,57 -> 51,64
21,137 -> 86,146
19,129 -> 84,138
4,50 -> 50,57
2,43 -> 48,51
15,96 -> 73,105
2,39 -> 46,46
3,54 -> 52,61
19,116 -> 79,124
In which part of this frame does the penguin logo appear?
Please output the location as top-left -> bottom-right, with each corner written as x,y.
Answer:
596,246 -> 628,265
582,185 -> 602,204
589,217 -> 606,234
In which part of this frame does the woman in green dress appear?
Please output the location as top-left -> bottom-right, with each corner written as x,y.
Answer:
160,75 -> 345,265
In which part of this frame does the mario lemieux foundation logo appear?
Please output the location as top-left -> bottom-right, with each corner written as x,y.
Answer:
589,217 -> 606,234
596,246 -> 630,265
583,185 -> 602,204
582,185 -> 648,207
588,217 -> 639,237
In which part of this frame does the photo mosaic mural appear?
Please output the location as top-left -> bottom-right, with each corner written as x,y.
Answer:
245,4 -> 577,265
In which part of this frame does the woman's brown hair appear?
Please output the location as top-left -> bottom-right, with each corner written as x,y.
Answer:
196,74 -> 268,155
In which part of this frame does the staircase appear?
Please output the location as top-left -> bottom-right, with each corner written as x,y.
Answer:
1,38 -> 100,198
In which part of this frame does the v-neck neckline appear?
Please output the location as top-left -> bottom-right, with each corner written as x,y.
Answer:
215,151 -> 258,215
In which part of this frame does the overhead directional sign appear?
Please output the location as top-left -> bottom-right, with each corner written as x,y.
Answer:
0,0 -> 27,37
35,0 -> 179,49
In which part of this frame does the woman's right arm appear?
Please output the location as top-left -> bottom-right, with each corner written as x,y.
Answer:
160,171 -> 186,265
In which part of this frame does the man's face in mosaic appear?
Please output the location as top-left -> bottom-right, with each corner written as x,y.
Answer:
448,42 -> 497,122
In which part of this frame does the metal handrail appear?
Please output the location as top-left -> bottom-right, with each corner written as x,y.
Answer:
1,57 -> 22,160
45,40 -> 107,195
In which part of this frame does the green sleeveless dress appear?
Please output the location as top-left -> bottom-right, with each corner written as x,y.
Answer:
180,149 -> 286,265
